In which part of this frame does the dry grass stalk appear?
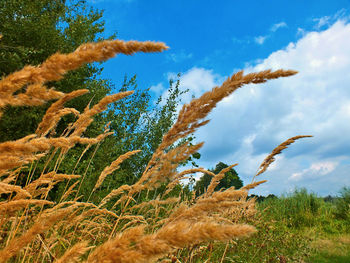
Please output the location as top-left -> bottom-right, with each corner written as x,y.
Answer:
205,163 -> 238,197
0,199 -> 53,215
0,207 -> 74,263
36,89 -> 89,136
98,185 -> 132,208
0,33 -> 304,262
255,135 -> 312,177
87,221 -> 256,263
153,69 -> 298,156
0,40 -> 167,103
164,168 -> 215,196
0,182 -> 32,199
242,180 -> 268,190
0,135 -> 114,172
0,83 -> 64,109
106,142 -> 204,210
130,197 -> 180,211
163,188 -> 249,226
60,181 -> 80,202
70,91 -> 134,137
54,241 -> 91,263
110,69 -> 297,204
94,150 -> 141,190
21,172 -> 80,199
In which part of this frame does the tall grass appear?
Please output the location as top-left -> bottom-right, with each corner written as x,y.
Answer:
258,188 -> 350,234
180,189 -> 350,263
334,187 -> 350,221
0,37 -> 303,262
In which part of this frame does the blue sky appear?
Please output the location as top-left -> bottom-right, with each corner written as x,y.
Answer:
87,0 -> 350,196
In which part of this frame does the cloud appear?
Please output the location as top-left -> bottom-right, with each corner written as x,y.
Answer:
270,22 -> 287,32
254,36 -> 267,45
172,68 -> 223,101
289,161 -> 338,181
167,50 -> 193,63
149,83 -> 165,96
313,9 -> 348,29
313,16 -> 331,29
150,67 -> 223,111
232,36 -> 251,44
157,67 -> 223,105
170,20 -> 350,196
254,21 -> 287,45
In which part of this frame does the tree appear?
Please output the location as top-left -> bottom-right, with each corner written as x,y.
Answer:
194,162 -> 243,195
0,0 -> 109,141
79,75 -> 198,202
0,1 -> 198,203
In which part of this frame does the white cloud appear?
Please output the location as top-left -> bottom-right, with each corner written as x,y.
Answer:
174,67 -> 223,102
167,50 -> 193,63
270,22 -> 287,32
313,9 -> 348,30
297,27 -> 307,37
313,16 -> 331,29
155,67 -> 223,107
149,83 -> 165,96
289,161 -> 338,181
253,21 -> 287,45
170,20 -> 350,196
254,36 -> 267,45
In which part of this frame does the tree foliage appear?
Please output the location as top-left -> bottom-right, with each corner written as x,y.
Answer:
0,0 -> 197,202
0,0 -> 109,141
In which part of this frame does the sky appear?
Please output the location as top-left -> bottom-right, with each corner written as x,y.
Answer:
87,0 -> 350,196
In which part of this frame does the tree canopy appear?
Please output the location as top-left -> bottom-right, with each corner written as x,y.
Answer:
0,0 -> 108,141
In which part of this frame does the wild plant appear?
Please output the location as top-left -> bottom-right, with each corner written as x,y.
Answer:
0,37 -> 306,262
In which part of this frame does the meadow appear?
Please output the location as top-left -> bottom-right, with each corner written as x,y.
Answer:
0,37 -> 349,263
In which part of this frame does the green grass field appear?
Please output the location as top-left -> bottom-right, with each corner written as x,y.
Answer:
178,188 -> 350,262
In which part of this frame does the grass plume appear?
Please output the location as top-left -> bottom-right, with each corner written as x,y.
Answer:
0,37 -> 305,263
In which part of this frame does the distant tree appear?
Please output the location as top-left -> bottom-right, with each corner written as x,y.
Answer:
324,195 -> 336,203
194,162 -> 243,195
266,194 -> 277,199
249,194 -> 277,203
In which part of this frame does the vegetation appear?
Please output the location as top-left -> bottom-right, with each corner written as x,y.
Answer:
0,33 -> 302,262
178,188 -> 350,262
0,1 -> 349,263
0,0 -> 196,203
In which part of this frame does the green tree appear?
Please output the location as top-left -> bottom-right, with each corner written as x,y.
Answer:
0,0 -> 109,141
0,0 -> 198,203
80,75 -> 198,202
194,162 -> 243,195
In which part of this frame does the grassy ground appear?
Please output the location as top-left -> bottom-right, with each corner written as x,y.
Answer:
183,188 -> 350,263
307,234 -> 350,263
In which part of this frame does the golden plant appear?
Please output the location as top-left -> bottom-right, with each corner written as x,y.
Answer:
0,36 -> 307,263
